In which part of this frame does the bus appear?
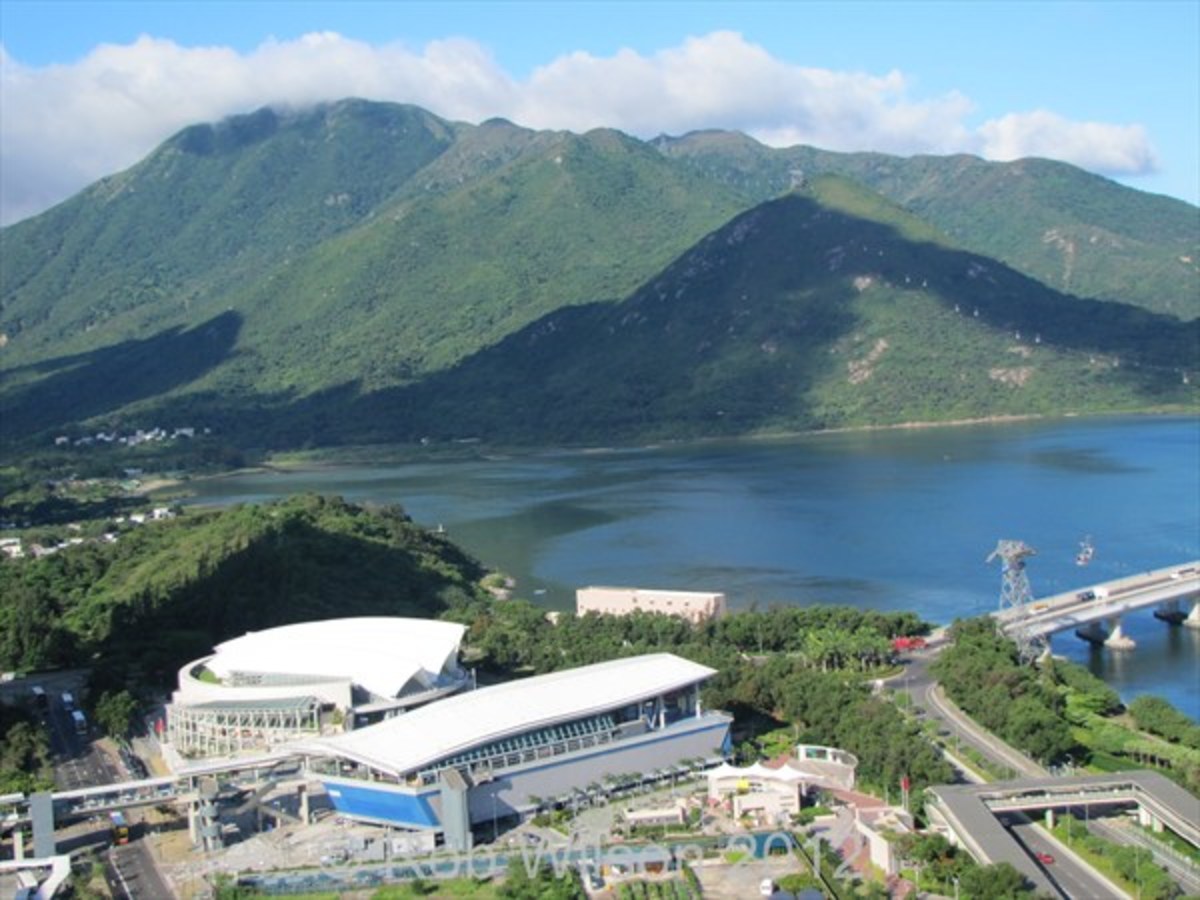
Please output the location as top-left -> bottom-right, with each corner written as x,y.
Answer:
109,811 -> 130,845
71,709 -> 88,736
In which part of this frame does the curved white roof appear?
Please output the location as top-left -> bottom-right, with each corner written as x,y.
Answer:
208,617 -> 465,699
302,653 -> 715,776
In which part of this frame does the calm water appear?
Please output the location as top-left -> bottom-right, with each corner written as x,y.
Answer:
184,416 -> 1200,715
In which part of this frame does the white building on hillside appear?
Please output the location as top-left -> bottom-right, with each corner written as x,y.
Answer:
167,617 -> 468,757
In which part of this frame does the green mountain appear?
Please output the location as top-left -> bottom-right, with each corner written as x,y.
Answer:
379,176 -> 1198,445
0,101 -> 748,444
1,100 -> 1196,451
653,131 -> 1200,319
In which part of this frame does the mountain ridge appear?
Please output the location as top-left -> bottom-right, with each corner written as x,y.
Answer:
1,99 -> 1196,451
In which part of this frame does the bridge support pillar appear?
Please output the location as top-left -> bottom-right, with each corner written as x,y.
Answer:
1154,600 -> 1184,625
1186,598 -> 1200,630
188,800 -> 198,845
12,826 -> 25,861
1075,622 -> 1108,646
1137,807 -> 1163,832
1104,617 -> 1135,650
299,783 -> 310,824
1044,809 -> 1056,829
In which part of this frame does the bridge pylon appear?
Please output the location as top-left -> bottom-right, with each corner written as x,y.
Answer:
987,539 -> 1045,662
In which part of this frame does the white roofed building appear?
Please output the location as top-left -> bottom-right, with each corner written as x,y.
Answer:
298,653 -> 732,849
167,617 -> 468,758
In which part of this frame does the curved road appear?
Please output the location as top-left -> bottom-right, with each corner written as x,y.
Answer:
895,644 -> 1197,899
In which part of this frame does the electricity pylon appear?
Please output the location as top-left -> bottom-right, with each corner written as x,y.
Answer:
986,539 -> 1044,661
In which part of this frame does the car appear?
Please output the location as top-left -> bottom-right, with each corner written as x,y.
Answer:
1035,852 -> 1055,865
760,878 -> 776,896
1076,590 -> 1095,602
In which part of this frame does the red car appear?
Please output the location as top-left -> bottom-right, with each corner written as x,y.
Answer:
1035,852 -> 1055,865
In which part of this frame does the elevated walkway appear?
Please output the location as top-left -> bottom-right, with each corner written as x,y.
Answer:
928,771 -> 1199,896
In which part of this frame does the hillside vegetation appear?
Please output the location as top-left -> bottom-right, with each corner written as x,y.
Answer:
382,178 -> 1198,445
0,495 -> 486,687
2,100 -> 1197,452
655,130 -> 1200,319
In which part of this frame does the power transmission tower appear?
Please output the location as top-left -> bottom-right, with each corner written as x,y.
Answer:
987,539 -> 1044,661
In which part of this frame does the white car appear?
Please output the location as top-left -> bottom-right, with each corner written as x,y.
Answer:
760,878 -> 776,896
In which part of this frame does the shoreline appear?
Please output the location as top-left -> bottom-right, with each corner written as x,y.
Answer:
164,408 -> 1196,494
255,409 -> 1190,473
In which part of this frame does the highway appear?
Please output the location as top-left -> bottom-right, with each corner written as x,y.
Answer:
896,644 -> 1199,898
1005,815 -> 1122,900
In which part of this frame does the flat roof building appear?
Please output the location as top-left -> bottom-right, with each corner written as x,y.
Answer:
167,617 -> 469,758
299,653 -> 732,849
576,587 -> 727,623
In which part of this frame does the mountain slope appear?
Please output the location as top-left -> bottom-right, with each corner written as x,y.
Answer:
377,177 -> 1198,445
1,102 -> 1196,451
654,131 -> 1200,319
0,102 -> 749,443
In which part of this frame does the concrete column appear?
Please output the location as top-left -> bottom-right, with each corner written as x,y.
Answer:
1044,809 -> 1056,829
13,827 -> 24,861
1104,616 -> 1136,650
1075,622 -> 1108,645
1186,598 -> 1200,630
188,801 -> 199,845
299,784 -> 310,824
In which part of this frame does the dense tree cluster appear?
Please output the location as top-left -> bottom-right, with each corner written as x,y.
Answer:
1129,696 -> 1200,750
0,495 -> 488,690
0,705 -> 53,794
450,597 -> 950,795
931,618 -> 1077,764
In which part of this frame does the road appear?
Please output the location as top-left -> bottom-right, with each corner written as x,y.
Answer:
898,647 -> 1045,779
1005,815 -> 1122,900
107,839 -> 176,899
897,645 -> 1198,898
1092,817 -> 1200,895
40,692 -> 178,898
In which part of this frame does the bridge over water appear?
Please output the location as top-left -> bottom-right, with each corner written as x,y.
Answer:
994,561 -> 1200,650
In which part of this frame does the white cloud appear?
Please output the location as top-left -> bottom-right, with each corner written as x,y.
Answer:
0,31 -> 1160,225
978,109 -> 1157,175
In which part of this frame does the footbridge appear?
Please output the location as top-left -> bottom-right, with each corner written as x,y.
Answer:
1,750 -> 309,856
928,771 -> 1200,897
995,561 -> 1200,650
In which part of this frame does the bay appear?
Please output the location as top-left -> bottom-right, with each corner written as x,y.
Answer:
183,416 -> 1200,716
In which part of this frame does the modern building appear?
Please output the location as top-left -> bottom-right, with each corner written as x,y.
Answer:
167,617 -> 469,758
576,587 -> 727,623
299,653 -> 732,849
706,745 -> 858,823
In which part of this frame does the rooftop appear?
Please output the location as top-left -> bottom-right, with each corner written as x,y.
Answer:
300,653 -> 716,777
207,617 -> 465,699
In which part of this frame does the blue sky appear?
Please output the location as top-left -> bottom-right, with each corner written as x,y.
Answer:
1,1 -> 1197,224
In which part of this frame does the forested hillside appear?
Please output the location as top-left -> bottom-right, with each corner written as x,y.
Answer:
654,131 -> 1200,319
377,177 -> 1198,445
1,100 -> 1197,452
0,495 -> 486,686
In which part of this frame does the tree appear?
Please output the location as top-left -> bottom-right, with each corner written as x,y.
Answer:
94,689 -> 139,739
958,862 -> 1033,899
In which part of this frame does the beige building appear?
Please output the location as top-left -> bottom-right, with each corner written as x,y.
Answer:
576,587 -> 727,623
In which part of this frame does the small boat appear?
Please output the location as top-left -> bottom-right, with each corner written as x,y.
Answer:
1075,536 -> 1094,566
